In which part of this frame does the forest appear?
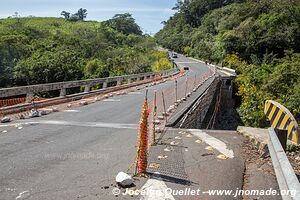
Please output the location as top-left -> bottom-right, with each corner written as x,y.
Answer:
156,0 -> 300,127
0,12 -> 172,88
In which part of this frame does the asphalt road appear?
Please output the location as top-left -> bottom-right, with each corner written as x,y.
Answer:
146,129 -> 246,200
0,55 -> 210,200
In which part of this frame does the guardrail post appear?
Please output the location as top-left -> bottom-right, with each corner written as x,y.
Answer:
144,76 -> 148,80
128,79 -> 131,84
117,79 -> 122,86
84,85 -> 90,93
103,81 -> 107,89
60,88 -> 67,97
274,129 -> 288,151
26,92 -> 34,103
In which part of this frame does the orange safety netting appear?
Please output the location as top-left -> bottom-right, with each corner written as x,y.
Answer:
0,96 -> 47,108
0,98 -> 26,107
136,97 -> 150,174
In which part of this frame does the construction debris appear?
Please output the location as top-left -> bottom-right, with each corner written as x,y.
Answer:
115,172 -> 134,187
40,110 -> 48,116
52,107 -> 59,112
30,109 -> 39,118
1,116 -> 11,123
80,101 -> 88,106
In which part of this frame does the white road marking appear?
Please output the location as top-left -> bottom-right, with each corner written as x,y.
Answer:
15,120 -> 138,130
63,110 -> 81,113
188,129 -> 234,158
140,176 -> 175,200
16,190 -> 30,199
128,92 -> 143,95
103,99 -> 121,102
0,122 -> 31,128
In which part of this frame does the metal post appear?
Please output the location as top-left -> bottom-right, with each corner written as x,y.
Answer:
274,129 -> 288,151
152,91 -> 157,145
162,91 -> 167,122
185,77 -> 188,97
175,79 -> 178,103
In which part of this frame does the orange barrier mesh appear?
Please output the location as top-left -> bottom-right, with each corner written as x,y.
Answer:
136,96 -> 150,174
0,98 -> 26,107
0,96 -> 48,108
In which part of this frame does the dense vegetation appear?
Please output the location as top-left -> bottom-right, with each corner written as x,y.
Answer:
0,14 -> 172,89
156,0 -> 300,127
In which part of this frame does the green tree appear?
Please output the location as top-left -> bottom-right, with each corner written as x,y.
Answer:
104,13 -> 142,35
84,59 -> 109,78
60,11 -> 70,19
76,8 -> 88,21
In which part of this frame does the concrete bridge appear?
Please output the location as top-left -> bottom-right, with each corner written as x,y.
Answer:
0,54 -> 298,200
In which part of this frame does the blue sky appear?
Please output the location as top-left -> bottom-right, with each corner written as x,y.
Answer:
0,0 -> 177,34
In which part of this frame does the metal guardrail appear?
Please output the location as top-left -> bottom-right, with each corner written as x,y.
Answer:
268,128 -> 300,200
0,69 -> 179,101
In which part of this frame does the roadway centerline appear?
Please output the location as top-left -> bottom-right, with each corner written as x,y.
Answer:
13,120 -> 138,130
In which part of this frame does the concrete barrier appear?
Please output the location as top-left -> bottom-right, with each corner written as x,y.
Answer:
0,69 -> 178,101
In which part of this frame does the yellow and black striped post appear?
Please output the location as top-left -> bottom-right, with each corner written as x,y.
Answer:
264,100 -> 299,145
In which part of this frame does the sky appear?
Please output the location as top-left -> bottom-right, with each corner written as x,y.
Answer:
0,0 -> 178,34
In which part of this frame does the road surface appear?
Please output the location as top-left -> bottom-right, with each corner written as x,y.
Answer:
0,55 -> 210,199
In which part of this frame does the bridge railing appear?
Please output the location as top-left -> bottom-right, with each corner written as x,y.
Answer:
0,69 -> 179,102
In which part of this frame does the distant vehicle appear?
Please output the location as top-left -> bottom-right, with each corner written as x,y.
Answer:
184,67 -> 189,70
172,53 -> 178,58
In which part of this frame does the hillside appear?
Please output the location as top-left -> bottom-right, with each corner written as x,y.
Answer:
156,0 -> 300,127
0,16 -> 172,88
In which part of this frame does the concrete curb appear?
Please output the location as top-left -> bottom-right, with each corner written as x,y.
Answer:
237,126 -> 300,154
237,126 -> 269,156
